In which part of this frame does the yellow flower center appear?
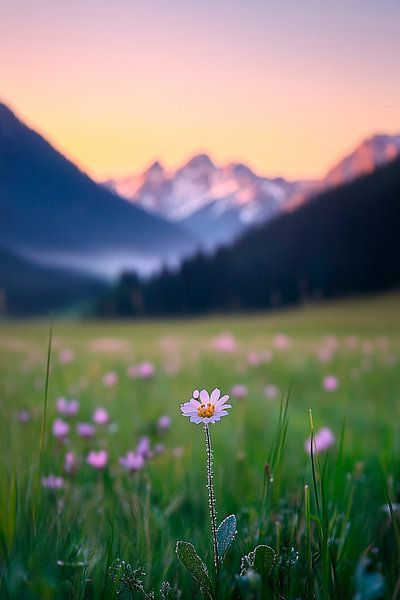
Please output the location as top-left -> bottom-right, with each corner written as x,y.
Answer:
197,402 -> 215,418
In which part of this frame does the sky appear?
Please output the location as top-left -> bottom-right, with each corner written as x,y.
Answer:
1,0 -> 399,180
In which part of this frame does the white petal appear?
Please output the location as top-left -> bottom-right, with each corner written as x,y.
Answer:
210,388 -> 221,404
183,409 -> 200,417
181,400 -> 199,410
216,394 -> 230,407
200,389 -> 209,403
209,415 -> 220,423
190,416 -> 202,424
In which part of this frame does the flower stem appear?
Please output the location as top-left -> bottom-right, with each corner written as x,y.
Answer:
204,423 -> 219,582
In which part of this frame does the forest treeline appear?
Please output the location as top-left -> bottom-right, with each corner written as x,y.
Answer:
98,159 -> 400,317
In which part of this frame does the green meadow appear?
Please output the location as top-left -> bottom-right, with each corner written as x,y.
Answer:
0,292 -> 399,599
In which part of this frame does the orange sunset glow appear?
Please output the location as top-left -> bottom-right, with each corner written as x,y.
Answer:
1,0 -> 399,180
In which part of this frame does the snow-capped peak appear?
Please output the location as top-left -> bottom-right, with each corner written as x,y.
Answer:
104,153 -> 295,223
103,132 -> 400,248
324,133 -> 400,187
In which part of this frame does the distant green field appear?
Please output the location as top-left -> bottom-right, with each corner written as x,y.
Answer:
1,291 -> 399,599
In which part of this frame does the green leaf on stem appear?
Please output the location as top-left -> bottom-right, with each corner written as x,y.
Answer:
217,514 -> 237,561
175,541 -> 213,596
253,545 -> 276,578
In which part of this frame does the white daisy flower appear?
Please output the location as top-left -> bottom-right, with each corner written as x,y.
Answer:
180,388 -> 231,424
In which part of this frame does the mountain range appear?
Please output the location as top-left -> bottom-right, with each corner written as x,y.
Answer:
1,99 -> 399,315
105,134 -> 400,247
100,157 -> 400,316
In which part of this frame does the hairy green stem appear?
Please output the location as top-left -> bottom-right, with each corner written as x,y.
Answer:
204,423 -> 219,581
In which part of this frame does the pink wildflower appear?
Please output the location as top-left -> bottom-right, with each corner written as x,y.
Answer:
157,415 -> 172,432
305,427 -> 335,455
119,451 -> 145,472
154,443 -> 165,455
42,475 -> 64,489
139,362 -> 155,379
52,418 -> 70,439
136,436 -> 152,459
93,407 -> 110,425
56,397 -> 80,416
76,422 -> 96,439
59,349 -> 74,364
264,384 -> 279,399
103,371 -> 118,387
87,450 -> 108,469
273,334 -> 290,350
213,333 -> 237,353
247,350 -> 272,366
323,375 -> 339,392
231,384 -> 248,399
17,409 -> 31,423
127,362 -> 155,379
64,451 -> 77,474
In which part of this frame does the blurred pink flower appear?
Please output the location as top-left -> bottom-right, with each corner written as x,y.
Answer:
52,418 -> 70,439
317,348 -> 334,363
17,409 -> 31,423
87,450 -> 108,469
264,384 -> 279,399
64,451 -> 77,474
42,475 -> 64,489
154,443 -> 165,455
93,407 -> 110,425
213,333 -> 237,353
56,397 -> 80,416
59,349 -> 75,364
103,371 -> 118,387
247,350 -> 273,366
127,362 -> 155,379
136,436 -> 152,458
76,422 -> 96,439
231,384 -> 248,399
139,362 -> 155,379
181,388 -> 231,424
273,334 -> 290,350
119,451 -> 145,472
323,375 -> 339,392
305,427 -> 335,455
157,415 -> 172,432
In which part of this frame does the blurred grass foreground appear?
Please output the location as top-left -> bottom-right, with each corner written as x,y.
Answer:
0,291 -> 400,599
